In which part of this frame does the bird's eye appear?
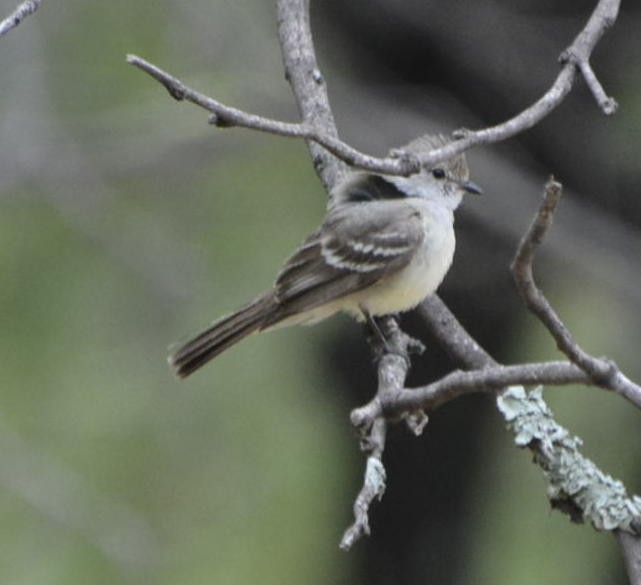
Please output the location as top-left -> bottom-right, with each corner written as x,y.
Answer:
431,168 -> 446,179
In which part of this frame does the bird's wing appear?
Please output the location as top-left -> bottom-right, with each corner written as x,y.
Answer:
265,201 -> 425,325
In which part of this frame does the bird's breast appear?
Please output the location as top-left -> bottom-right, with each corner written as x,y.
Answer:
358,209 -> 456,316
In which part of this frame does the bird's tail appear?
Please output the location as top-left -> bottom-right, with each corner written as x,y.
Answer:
169,293 -> 276,378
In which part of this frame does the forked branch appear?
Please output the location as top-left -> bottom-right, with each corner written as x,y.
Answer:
511,179 -> 641,409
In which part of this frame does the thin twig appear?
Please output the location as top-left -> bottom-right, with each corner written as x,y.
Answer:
125,55 -> 417,178
417,296 -> 495,369
0,0 -> 42,38
560,0 -> 619,115
511,179 -> 641,409
339,419 -> 387,550
351,358 -> 628,426
576,59 -> 618,114
340,316 -> 422,550
394,361 -> 591,414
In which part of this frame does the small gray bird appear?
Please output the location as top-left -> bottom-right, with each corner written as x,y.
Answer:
169,134 -> 481,378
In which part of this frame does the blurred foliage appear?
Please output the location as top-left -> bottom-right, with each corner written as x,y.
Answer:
1,1 -> 641,584
0,1 -> 353,583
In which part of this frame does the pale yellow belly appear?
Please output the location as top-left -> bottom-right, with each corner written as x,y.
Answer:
356,225 -> 455,316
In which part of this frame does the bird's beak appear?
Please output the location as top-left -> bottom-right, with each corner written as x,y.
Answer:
460,180 -> 483,195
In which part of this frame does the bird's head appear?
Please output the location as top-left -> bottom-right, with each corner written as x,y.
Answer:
386,134 -> 482,210
334,134 -> 482,212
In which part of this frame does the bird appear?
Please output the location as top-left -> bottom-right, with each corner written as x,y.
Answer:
169,134 -> 481,378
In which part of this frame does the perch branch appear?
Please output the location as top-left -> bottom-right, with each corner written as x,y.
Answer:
273,1 -> 428,549
352,361 -> 589,424
340,316 -> 425,550
0,0 -> 42,38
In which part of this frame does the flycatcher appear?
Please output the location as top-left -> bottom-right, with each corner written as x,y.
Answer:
169,134 -> 481,378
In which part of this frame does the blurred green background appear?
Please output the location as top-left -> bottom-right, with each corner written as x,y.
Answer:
1,1 -> 641,584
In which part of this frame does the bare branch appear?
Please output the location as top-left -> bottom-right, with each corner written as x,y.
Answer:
511,179 -> 641,409
575,58 -> 618,114
276,0 -> 346,188
434,0 -> 621,159
414,181 -> 641,576
125,54 -> 419,179
126,55 -> 306,130
351,358 -> 627,427
417,295 -> 495,370
339,421 -> 387,551
560,0 -> 619,114
0,0 -> 43,38
396,361 -> 589,413
127,0 -> 620,178
341,316 -> 423,550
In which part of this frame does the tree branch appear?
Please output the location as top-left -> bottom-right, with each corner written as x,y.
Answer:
0,0 -> 43,38
560,0 -> 619,114
417,296 -> 495,370
275,0 -> 346,188
125,54 -> 418,179
497,386 -> 641,535
126,1 -> 619,177
511,179 -> 641,409
340,316 -> 425,550
618,531 -> 641,585
339,420 -> 387,551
